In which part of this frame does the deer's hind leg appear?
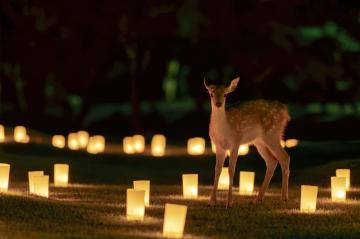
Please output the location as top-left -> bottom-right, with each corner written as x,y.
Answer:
262,134 -> 290,202
255,142 -> 278,202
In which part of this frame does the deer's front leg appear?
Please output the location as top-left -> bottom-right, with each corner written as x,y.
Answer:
210,147 -> 226,206
227,147 -> 239,208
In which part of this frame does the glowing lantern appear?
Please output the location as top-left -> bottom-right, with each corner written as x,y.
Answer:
52,135 -> 65,148
132,135 -> 145,153
14,126 -> 27,143
0,163 -> 10,192
33,175 -> 49,198
123,137 -> 135,154
331,176 -> 346,202
77,131 -> 89,148
87,136 -> 98,154
239,171 -> 255,195
238,145 -> 249,155
211,142 -> 216,153
218,167 -> 229,190
151,134 -> 166,157
182,174 -> 198,199
54,164 -> 69,187
28,171 -> 44,193
133,180 -> 150,206
336,169 -> 350,190
68,133 -> 79,150
280,140 -> 286,148
187,137 -> 205,155
91,135 -> 105,153
285,139 -> 299,148
163,203 -> 187,238
126,189 -> 145,221
300,185 -> 318,212
0,125 -> 4,142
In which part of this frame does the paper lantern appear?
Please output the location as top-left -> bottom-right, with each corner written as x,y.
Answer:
133,180 -> 150,206
187,137 -> 205,155
0,125 -> 4,142
33,175 -> 49,198
52,135 -> 65,148
211,142 -> 216,153
77,131 -> 89,148
151,134 -> 166,157
336,169 -> 350,190
91,135 -> 105,153
0,163 -> 10,192
300,185 -> 318,212
239,171 -> 255,195
14,126 -> 27,143
132,135 -> 145,153
331,176 -> 346,202
28,171 -> 44,193
54,164 -> 69,187
68,133 -> 79,150
238,145 -> 249,155
280,140 -> 286,148
123,137 -> 135,154
182,174 -> 198,199
87,136 -> 98,154
126,189 -> 145,221
218,167 -> 229,190
163,203 -> 187,238
285,139 -> 299,148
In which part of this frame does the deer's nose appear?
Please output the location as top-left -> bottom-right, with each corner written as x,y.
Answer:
215,102 -> 222,107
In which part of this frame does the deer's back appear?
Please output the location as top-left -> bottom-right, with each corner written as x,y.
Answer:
226,99 -> 290,134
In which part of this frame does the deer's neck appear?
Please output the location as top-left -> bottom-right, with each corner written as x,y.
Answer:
209,104 -> 230,146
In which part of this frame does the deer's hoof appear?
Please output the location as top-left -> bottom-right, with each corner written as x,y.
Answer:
253,198 -> 263,204
208,198 -> 217,207
226,201 -> 233,209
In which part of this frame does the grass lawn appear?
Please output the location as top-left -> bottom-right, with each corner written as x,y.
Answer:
1,140 -> 360,238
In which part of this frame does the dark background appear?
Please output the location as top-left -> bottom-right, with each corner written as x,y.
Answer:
1,0 -> 360,140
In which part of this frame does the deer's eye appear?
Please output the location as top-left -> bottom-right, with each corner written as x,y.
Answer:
224,93 -> 228,97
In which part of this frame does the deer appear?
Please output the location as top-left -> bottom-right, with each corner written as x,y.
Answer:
204,76 -> 290,208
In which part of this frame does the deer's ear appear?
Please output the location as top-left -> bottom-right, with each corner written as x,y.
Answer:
204,78 -> 210,90
227,77 -> 240,93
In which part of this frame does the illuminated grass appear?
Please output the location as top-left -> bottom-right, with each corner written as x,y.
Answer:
0,141 -> 360,238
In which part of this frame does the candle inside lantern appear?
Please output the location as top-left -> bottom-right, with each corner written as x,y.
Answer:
285,139 -> 299,148
126,189 -> 145,221
68,133 -> 79,150
151,134 -> 166,157
0,125 -> 4,142
54,164 -> 69,187
133,180 -> 150,206
163,203 -> 187,238
33,175 -> 49,198
123,137 -> 135,154
239,171 -> 255,195
14,126 -> 28,143
300,185 -> 318,212
336,169 -> 350,190
218,167 -> 229,190
182,174 -> 198,199
28,171 -> 44,193
0,163 -> 10,192
187,137 -> 205,155
331,176 -> 346,202
132,135 -> 145,153
77,131 -> 89,148
52,135 -> 65,148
